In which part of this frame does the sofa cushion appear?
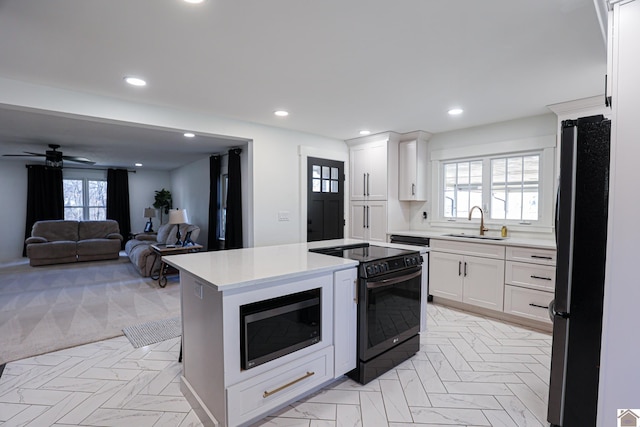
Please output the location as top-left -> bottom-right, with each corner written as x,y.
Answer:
77,238 -> 122,256
31,220 -> 79,242
78,220 -> 122,240
26,240 -> 77,266
156,223 -> 175,245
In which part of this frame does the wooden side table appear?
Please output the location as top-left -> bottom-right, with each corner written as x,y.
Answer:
150,243 -> 203,287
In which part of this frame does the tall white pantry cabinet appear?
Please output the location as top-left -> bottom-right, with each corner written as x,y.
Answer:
598,0 -> 640,424
347,133 -> 400,242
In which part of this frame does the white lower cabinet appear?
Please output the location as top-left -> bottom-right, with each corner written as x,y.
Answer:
429,241 -> 505,311
463,256 -> 505,311
429,251 -> 463,301
503,246 -> 556,325
504,285 -> 553,324
227,347 -> 333,427
333,268 -> 357,377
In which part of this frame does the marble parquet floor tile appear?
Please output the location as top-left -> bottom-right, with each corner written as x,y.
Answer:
0,304 -> 551,426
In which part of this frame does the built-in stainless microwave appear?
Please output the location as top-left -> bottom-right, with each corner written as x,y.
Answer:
240,288 -> 321,369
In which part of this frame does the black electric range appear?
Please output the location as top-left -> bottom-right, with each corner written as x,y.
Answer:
310,242 -> 423,384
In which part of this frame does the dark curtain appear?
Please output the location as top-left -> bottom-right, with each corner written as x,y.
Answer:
24,165 -> 64,256
106,168 -> 131,248
208,155 -> 221,251
225,148 -> 243,249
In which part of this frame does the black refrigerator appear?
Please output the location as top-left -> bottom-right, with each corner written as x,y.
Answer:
547,115 -> 610,427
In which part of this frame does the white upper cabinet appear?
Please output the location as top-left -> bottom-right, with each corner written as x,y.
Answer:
350,140 -> 388,201
399,139 -> 428,201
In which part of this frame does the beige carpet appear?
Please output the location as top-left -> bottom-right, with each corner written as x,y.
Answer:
0,255 -> 181,364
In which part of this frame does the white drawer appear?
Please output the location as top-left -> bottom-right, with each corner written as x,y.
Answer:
431,239 -> 505,259
227,346 -> 333,426
506,261 -> 556,292
506,246 -> 556,266
504,285 -> 553,324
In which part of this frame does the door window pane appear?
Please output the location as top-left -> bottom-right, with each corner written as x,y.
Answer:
322,166 -> 330,179
312,165 -> 321,179
331,167 -> 339,180
312,179 -> 321,192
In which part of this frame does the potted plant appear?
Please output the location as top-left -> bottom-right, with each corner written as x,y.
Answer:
153,188 -> 172,224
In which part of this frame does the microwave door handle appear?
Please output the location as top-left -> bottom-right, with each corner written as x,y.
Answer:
366,268 -> 422,289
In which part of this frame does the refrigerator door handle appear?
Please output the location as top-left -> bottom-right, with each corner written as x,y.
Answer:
548,299 -> 570,321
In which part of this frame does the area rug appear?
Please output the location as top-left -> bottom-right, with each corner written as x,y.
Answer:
0,255 -> 181,364
123,316 -> 181,348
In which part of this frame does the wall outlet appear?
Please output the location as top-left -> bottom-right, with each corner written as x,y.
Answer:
194,282 -> 203,299
278,211 -> 290,221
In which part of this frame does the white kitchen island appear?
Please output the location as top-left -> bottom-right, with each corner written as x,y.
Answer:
163,243 -> 359,427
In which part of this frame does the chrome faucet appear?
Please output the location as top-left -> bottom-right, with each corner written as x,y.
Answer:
468,206 -> 489,236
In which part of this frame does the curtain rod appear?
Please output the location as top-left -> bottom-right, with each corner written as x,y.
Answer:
25,165 -> 136,173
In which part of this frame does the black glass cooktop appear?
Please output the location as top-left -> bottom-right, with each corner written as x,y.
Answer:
310,243 -> 417,263
341,245 -> 417,263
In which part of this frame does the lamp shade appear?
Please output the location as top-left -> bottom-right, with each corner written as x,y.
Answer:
169,208 -> 189,224
143,207 -> 156,219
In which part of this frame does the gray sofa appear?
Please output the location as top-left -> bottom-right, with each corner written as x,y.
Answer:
26,220 -> 123,266
125,222 -> 200,277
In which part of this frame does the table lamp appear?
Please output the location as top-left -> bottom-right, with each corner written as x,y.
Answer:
143,207 -> 156,232
169,208 -> 189,246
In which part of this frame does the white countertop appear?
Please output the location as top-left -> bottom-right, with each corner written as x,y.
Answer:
389,230 -> 556,250
163,242 -> 358,292
162,239 -> 428,292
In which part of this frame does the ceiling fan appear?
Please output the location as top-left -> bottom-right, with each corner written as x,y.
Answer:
2,144 -> 95,167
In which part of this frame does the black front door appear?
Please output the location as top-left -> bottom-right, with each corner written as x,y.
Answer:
307,157 -> 344,242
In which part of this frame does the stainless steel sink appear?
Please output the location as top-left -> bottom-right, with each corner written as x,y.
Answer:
444,233 -> 508,241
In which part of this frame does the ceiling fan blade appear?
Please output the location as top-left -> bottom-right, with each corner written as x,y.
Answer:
2,154 -> 39,157
62,155 -> 95,165
23,152 -> 47,157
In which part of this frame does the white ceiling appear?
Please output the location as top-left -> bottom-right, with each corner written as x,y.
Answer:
0,0 -> 606,170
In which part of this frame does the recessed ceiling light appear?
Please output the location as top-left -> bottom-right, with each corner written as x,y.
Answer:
274,110 -> 289,117
359,130 -> 371,136
183,132 -> 195,138
135,163 -> 143,167
448,108 -> 464,115
183,0 -> 204,3
124,76 -> 147,87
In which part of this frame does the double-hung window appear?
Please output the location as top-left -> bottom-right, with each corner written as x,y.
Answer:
442,153 -> 541,223
490,155 -> 540,221
434,134 -> 555,231
63,177 -> 107,221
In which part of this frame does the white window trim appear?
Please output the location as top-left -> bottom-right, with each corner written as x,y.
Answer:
430,135 -> 556,234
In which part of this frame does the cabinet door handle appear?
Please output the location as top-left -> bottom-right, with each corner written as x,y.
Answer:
531,255 -> 553,260
366,206 -> 370,229
530,275 -> 552,281
263,371 -> 315,398
366,173 -> 370,196
529,303 -> 548,309
363,206 -> 366,228
464,262 -> 468,277
354,279 -> 358,303
458,261 -> 462,276
363,173 -> 367,196
411,183 -> 415,196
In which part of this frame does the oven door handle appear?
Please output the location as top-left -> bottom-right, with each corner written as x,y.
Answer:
366,268 -> 422,289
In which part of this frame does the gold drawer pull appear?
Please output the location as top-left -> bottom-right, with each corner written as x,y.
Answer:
263,371 -> 315,398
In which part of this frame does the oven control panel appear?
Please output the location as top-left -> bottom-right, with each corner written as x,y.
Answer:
362,254 -> 423,278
